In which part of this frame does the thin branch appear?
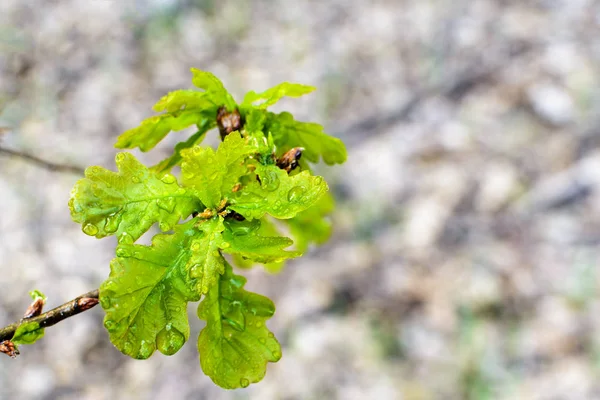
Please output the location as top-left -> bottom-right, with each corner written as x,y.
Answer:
0,147 -> 85,175
0,289 -> 99,343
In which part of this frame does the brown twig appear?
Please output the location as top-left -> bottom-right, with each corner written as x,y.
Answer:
0,147 -> 85,175
0,289 -> 100,343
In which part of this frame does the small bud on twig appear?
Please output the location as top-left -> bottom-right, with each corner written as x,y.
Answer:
276,147 -> 303,173
216,106 -> 242,140
0,340 -> 19,358
77,297 -> 99,311
23,298 -> 45,319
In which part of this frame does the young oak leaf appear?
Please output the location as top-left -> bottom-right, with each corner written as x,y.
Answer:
241,82 -> 315,110
181,133 -> 255,209
268,111 -> 347,165
69,152 -> 201,242
115,110 -> 211,152
11,321 -> 45,345
100,221 -> 202,359
197,262 -> 281,389
190,68 -> 237,111
222,219 -> 301,264
229,164 -> 328,220
187,217 -> 226,295
152,90 -> 215,113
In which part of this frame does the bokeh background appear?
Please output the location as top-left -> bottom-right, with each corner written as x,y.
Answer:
1,1 -> 600,399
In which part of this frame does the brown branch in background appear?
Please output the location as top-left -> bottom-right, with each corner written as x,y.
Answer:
0,147 -> 85,175
0,289 -> 100,344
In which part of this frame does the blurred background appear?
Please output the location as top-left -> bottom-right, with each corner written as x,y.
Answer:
1,0 -> 600,399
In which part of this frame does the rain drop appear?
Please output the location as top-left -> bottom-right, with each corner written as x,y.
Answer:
160,174 -> 176,184
116,246 -> 132,258
123,341 -> 133,354
118,232 -> 134,245
131,176 -> 141,183
287,186 -> 305,203
156,326 -> 185,356
116,153 -> 125,162
190,264 -> 202,278
240,378 -> 250,388
82,223 -> 99,236
261,170 -> 280,192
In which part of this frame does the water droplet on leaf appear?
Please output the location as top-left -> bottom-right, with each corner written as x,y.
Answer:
287,186 -> 306,203
160,174 -> 176,184
240,378 -> 250,388
131,176 -> 141,183
118,232 -> 134,245
261,169 -> 280,191
156,326 -> 185,356
82,223 -> 99,236
139,340 -> 154,359
156,198 -> 176,213
116,246 -> 132,258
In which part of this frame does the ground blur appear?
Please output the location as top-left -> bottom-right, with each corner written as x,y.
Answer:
1,1 -> 600,399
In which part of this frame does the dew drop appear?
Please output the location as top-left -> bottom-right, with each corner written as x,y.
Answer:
261,170 -> 280,192
314,176 -> 324,186
116,153 -> 125,162
104,319 -> 116,332
191,242 -> 201,252
258,338 -> 266,345
105,214 -> 121,234
156,198 -> 176,213
287,186 -> 306,203
160,174 -> 176,184
123,341 -> 133,354
190,264 -> 202,278
131,176 -> 141,183
139,340 -> 154,359
272,350 -> 281,360
118,232 -> 134,245
116,246 -> 132,258
268,332 -> 274,338
240,378 -> 250,388
255,321 -> 263,328
193,146 -> 202,155
159,221 -> 171,232
82,223 -> 99,236
156,326 -> 185,356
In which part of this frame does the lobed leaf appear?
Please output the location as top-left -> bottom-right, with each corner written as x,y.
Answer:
241,82 -> 315,109
197,262 -> 281,389
100,221 -> 202,359
187,217 -> 226,295
181,133 -> 255,209
69,152 -> 201,242
229,164 -> 328,220
222,219 -> 301,264
115,110 -> 210,152
190,68 -> 237,111
152,90 -> 214,113
268,111 -> 347,165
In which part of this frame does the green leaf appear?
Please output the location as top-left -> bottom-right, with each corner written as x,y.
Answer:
152,90 -> 214,113
100,221 -> 202,359
241,82 -> 315,109
181,133 -> 255,209
12,321 -> 44,345
286,191 -> 334,251
188,217 -> 226,295
69,152 -> 201,242
222,219 -> 301,264
229,164 -> 328,220
197,262 -> 281,389
115,110 -> 210,152
151,120 -> 214,174
190,68 -> 236,111
28,289 -> 47,303
268,111 -> 347,165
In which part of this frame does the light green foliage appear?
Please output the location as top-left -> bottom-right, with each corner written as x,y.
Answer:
198,262 -> 281,389
229,164 -> 328,220
12,321 -> 44,345
12,290 -> 47,346
268,111 -> 347,165
181,133 -> 255,209
70,68 -> 346,389
69,152 -> 200,242
241,82 -> 315,109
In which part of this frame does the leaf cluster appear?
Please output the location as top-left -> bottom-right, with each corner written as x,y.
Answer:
68,69 -> 346,389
